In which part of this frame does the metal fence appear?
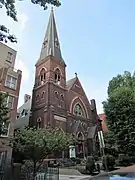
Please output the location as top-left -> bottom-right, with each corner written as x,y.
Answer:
0,171 -> 4,180
35,168 -> 59,180
0,151 -> 7,180
20,166 -> 59,180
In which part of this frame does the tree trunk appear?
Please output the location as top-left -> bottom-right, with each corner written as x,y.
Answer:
33,161 -> 36,180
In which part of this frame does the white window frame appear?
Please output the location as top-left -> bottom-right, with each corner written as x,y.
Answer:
5,75 -> 17,90
6,52 -> 13,63
0,122 -> 10,137
7,95 -> 14,109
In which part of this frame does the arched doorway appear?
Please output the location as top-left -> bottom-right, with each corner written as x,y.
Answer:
76,132 -> 85,158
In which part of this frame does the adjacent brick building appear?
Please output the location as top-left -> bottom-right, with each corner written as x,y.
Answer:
30,9 -> 101,157
98,113 -> 108,133
0,42 -> 22,165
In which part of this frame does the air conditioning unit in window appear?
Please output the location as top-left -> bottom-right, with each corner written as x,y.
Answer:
41,81 -> 44,85
10,84 -> 15,89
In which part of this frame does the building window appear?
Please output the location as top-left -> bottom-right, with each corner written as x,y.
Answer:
17,114 -> 20,119
55,38 -> 60,48
54,91 -> 58,98
21,109 -> 28,117
43,40 -> 48,48
6,52 -> 13,63
41,91 -> 45,99
61,94 -> 64,101
40,68 -> 46,84
37,117 -> 42,129
54,69 -> 61,85
7,95 -> 14,109
77,132 -> 84,141
0,122 -> 10,137
5,75 -> 17,90
36,94 -> 39,101
74,104 -> 83,117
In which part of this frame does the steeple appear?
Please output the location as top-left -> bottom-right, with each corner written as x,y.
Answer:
39,8 -> 63,62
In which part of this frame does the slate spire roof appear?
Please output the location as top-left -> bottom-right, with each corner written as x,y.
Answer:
39,8 -> 63,62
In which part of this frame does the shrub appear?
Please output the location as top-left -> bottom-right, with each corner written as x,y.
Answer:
81,159 -> 86,166
59,158 -> 75,167
75,158 -> 81,164
102,155 -> 115,170
94,155 -> 99,161
77,166 -> 87,174
118,154 -> 130,166
130,156 -> 135,164
85,156 -> 95,174
118,154 -> 125,162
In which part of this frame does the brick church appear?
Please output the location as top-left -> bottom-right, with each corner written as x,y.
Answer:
30,8 -> 101,157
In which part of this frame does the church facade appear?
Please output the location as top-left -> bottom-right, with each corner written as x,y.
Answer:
30,9 -> 100,157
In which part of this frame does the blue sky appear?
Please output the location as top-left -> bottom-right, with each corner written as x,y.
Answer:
1,0 -> 135,113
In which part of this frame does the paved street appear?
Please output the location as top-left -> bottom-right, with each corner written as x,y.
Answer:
89,165 -> 135,179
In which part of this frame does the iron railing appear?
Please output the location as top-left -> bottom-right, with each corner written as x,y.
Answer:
20,166 -> 59,180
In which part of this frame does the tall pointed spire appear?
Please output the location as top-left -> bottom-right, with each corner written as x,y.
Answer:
39,8 -> 63,62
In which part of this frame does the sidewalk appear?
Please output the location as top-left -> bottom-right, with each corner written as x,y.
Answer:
59,175 -> 90,180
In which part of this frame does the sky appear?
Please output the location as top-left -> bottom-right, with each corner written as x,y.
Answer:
1,0 -> 135,114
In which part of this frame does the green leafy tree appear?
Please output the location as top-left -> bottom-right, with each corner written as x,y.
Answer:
0,0 -> 61,42
0,92 -> 9,135
12,126 -> 73,178
103,71 -> 135,156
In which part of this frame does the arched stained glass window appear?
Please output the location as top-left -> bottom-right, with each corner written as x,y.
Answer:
74,103 -> 83,116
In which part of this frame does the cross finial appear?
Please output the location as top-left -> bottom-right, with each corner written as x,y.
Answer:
75,72 -> 77,77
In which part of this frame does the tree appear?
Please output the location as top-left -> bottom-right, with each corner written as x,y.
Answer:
0,0 -> 61,43
12,126 -> 73,178
107,71 -> 135,96
0,92 -> 9,136
103,71 -> 135,156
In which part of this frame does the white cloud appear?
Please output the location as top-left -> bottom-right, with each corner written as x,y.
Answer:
15,59 -> 29,82
17,12 -> 28,32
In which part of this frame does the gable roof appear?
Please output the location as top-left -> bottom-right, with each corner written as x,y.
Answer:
17,99 -> 32,114
66,77 -> 76,89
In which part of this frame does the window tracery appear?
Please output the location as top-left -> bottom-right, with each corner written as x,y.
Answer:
77,132 -> 84,141
74,103 -> 83,116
